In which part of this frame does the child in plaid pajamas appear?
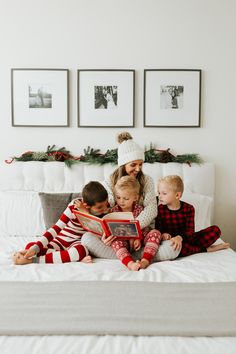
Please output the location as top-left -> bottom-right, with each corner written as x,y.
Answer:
155,175 -> 230,257
13,182 -> 110,265
109,176 -> 162,270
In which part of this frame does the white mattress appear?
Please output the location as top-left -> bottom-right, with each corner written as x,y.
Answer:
0,236 -> 236,354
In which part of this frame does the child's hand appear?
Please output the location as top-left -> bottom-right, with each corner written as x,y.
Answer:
129,239 -> 134,251
162,233 -> 172,240
170,235 -> 182,251
101,233 -> 116,246
133,239 -> 141,251
74,199 -> 89,213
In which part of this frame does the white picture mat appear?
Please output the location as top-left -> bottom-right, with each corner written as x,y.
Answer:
78,71 -> 134,126
145,70 -> 200,126
12,70 -> 68,126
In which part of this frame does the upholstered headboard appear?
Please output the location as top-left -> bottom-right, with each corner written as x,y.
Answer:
0,162 -> 214,236
0,161 -> 214,197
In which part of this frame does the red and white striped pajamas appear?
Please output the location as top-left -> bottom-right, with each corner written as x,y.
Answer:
26,200 -> 88,263
111,204 -> 162,267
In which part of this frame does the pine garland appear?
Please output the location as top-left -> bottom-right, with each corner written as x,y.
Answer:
5,144 -> 203,167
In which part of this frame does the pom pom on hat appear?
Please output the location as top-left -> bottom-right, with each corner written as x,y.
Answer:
117,132 -> 144,166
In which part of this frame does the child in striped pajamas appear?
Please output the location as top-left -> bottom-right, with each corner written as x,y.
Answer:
156,175 -> 230,257
109,176 -> 162,271
13,181 -> 110,265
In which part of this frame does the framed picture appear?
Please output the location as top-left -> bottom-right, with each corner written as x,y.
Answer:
77,69 -> 135,127
144,69 -> 201,127
11,68 -> 69,127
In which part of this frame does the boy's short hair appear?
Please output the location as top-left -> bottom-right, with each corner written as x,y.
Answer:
114,176 -> 140,195
82,181 -> 108,206
158,175 -> 184,194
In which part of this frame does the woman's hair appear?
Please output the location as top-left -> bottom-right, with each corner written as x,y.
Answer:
82,181 -> 108,206
114,176 -> 140,195
110,166 -> 145,197
158,175 -> 184,194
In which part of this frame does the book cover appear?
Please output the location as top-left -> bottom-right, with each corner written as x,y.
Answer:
73,210 -> 142,239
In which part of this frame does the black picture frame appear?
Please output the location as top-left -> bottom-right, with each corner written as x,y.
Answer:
144,69 -> 201,127
77,69 -> 135,127
11,68 -> 69,127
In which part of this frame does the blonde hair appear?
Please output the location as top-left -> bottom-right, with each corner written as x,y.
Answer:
158,175 -> 184,194
110,166 -> 145,196
114,176 -> 140,195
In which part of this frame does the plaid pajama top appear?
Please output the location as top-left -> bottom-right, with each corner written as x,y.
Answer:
155,201 -> 195,240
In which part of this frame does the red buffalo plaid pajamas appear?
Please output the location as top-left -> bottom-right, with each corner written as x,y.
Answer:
155,201 -> 221,257
111,204 -> 162,266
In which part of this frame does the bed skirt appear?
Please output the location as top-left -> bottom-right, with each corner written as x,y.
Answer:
1,281 -> 236,336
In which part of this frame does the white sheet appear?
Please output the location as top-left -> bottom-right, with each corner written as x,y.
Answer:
1,335 -> 236,354
1,236 -> 236,283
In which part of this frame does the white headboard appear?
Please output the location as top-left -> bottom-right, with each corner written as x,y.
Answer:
0,161 -> 214,197
0,161 -> 215,235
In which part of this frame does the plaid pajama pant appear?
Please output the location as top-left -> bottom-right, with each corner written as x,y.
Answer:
179,225 -> 221,257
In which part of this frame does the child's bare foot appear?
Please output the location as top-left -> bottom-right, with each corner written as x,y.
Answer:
127,261 -> 140,271
140,258 -> 150,269
81,255 -> 92,263
207,242 -> 230,252
13,252 -> 33,265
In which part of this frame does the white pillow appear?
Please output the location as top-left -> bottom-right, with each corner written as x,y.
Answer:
181,192 -> 213,231
0,191 -> 45,237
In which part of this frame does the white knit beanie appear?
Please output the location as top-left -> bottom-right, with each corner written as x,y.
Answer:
117,132 -> 144,167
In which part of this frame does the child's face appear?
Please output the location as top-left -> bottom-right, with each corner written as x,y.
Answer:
115,188 -> 138,211
90,200 -> 109,215
158,181 -> 180,206
125,160 -> 143,178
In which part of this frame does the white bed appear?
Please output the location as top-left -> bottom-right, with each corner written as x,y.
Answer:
0,161 -> 235,354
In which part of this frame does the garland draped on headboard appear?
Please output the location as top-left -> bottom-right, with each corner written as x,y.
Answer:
5,144 -> 203,167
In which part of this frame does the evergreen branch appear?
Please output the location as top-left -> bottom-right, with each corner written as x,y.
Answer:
8,145 -> 203,168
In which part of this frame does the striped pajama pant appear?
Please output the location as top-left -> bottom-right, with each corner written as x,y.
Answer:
25,239 -> 88,264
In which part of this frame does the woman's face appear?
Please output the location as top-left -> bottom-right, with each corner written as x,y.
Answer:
125,160 -> 143,178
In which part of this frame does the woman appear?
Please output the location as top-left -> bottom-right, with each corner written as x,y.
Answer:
104,132 -> 157,228
81,132 -> 180,262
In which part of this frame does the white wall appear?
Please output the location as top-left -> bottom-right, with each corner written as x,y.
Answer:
0,0 -> 236,248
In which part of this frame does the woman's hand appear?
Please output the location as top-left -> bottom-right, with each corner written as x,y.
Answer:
170,235 -> 182,251
101,233 -> 116,246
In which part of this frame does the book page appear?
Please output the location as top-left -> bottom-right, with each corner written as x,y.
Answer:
102,212 -> 134,220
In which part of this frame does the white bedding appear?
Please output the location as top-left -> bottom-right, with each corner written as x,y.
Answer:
1,335 -> 236,354
1,236 -> 236,283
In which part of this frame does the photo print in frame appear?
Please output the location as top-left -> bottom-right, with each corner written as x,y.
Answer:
77,69 -> 135,127
144,69 -> 201,127
11,68 -> 69,127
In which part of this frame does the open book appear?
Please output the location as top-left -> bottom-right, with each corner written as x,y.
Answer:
73,210 -> 142,239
